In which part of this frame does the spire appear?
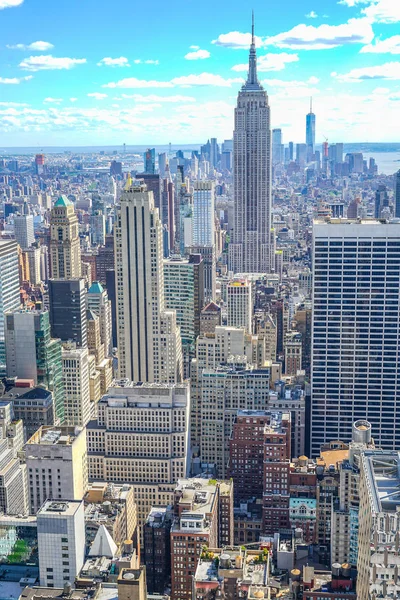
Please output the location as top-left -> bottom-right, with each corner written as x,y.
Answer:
310,96 -> 313,114
243,11 -> 263,91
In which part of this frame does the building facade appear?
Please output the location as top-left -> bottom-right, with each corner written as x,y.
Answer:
49,196 -> 81,279
0,240 -> 20,376
86,381 -> 190,530
114,181 -> 182,383
311,219 -> 400,455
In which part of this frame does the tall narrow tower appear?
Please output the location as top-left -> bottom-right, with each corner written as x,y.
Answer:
229,13 -> 272,274
306,97 -> 316,161
115,180 -> 182,383
49,196 -> 81,279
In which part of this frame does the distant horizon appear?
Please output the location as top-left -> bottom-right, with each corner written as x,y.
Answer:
1,142 -> 400,153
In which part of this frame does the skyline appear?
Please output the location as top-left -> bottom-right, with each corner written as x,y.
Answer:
0,0 -> 400,145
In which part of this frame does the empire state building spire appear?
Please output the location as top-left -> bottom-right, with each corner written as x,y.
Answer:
243,11 -> 263,91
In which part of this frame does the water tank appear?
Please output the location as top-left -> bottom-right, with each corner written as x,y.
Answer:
103,500 -> 112,513
253,591 -> 264,599
332,563 -> 341,577
298,456 -> 308,467
352,420 -> 372,444
219,553 -> 231,569
341,563 -> 351,578
235,555 -> 243,569
63,582 -> 72,596
303,565 -> 314,585
290,569 -> 301,582
124,539 -> 133,553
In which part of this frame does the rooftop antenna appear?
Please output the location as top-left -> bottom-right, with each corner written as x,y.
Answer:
310,97 -> 313,113
252,10 -> 255,45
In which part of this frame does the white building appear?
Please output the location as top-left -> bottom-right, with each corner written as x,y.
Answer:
0,401 -> 28,515
229,20 -> 272,274
357,450 -> 400,600
0,240 -> 20,376
38,499 -> 85,588
192,180 -> 215,247
25,426 -> 88,514
86,381 -> 190,529
114,181 -> 182,383
311,219 -> 400,456
331,420 -> 375,566
227,279 -> 252,334
14,214 -> 34,249
62,343 -> 92,427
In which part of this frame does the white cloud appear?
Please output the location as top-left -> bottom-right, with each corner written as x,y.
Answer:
0,0 -> 23,8
104,77 -> 174,89
7,41 -> 54,51
97,56 -> 130,67
338,0 -> 369,6
171,73 -> 243,87
104,73 -> 242,89
333,61 -> 400,81
262,77 -> 320,97
87,92 -> 108,99
190,45 -> 200,50
340,0 -> 400,23
306,11 -> 318,18
20,55 -> 87,71
44,97 -> 63,103
184,49 -> 211,60
70,98 -> 78,102
212,31 -> 263,49
119,94 -> 196,103
232,52 -> 299,72
361,35 -> 400,54
133,59 -> 159,65
0,101 -> 28,106
0,75 -> 32,84
264,18 -> 373,50
362,0 -> 400,22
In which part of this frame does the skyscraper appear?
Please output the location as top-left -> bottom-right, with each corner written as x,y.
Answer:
395,169 -> 400,218
306,97 -> 316,161
272,128 -> 283,165
192,180 -> 215,246
14,214 -> 34,249
0,240 -> 21,376
229,15 -> 272,274
311,219 -> 400,455
49,278 -> 88,348
115,180 -> 182,382
143,148 -> 156,174
5,309 -> 64,423
49,196 -> 81,279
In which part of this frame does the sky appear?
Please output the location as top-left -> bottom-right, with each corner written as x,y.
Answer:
0,0 -> 400,146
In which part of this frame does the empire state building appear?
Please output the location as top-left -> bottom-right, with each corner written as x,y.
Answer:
229,17 -> 272,274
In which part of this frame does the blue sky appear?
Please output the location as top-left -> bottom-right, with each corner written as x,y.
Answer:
0,0 -> 400,146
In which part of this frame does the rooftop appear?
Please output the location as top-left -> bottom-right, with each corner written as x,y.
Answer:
362,450 -> 400,513
38,500 -> 83,517
88,281 -> 104,294
54,195 -> 73,208
26,425 -> 83,446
